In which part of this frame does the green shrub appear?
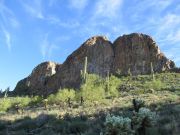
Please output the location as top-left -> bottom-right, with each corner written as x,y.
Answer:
13,96 -> 31,107
104,114 -> 134,135
68,121 -> 88,134
47,89 -> 75,104
107,75 -> 121,98
0,98 -> 12,112
78,74 -> 105,102
144,79 -> 164,91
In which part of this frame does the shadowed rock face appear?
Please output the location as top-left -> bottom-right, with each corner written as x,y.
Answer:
46,36 -> 114,90
14,62 -> 61,95
14,33 -> 176,95
113,33 -> 175,75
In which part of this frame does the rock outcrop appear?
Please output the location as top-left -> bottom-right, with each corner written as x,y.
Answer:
112,33 -> 175,75
14,62 -> 61,95
14,33 -> 176,95
46,36 -> 114,90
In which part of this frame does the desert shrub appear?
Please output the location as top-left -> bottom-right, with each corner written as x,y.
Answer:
12,130 -> 27,135
78,74 -> 105,102
39,129 -> 56,135
0,98 -> 12,112
30,96 -> 43,105
1,96 -> 33,112
13,117 -> 37,131
107,75 -> 121,98
104,114 -> 134,135
68,121 -> 88,134
0,121 -> 6,130
144,79 -> 164,91
131,107 -> 158,135
12,96 -> 31,107
103,99 -> 157,135
130,89 -> 145,95
132,99 -> 145,112
47,88 -> 75,104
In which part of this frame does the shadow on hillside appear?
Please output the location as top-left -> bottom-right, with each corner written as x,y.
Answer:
0,102 -> 180,135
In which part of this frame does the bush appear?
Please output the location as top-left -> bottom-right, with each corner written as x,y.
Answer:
13,96 -> 31,107
104,114 -> 134,135
68,121 -> 88,134
0,98 -> 12,112
78,74 -> 105,102
144,79 -> 164,91
107,75 -> 121,98
47,89 -> 75,104
132,107 -> 157,128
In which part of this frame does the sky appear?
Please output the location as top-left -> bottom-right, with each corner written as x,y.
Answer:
0,0 -> 180,91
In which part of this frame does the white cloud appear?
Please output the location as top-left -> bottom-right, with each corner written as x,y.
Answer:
20,0 -> 44,19
40,34 -> 59,58
151,14 -> 180,45
69,0 -> 89,10
0,0 -> 20,28
0,0 -> 17,51
47,15 -> 80,28
93,0 -> 123,19
1,27 -> 11,51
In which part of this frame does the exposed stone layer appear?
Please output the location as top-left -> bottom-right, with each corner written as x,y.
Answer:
47,36 -> 114,90
14,62 -> 60,95
112,33 -> 175,75
14,33 -> 176,95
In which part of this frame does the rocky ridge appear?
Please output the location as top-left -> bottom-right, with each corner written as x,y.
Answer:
14,33 -> 176,95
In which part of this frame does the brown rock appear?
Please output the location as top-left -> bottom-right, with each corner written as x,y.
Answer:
47,36 -> 114,90
112,33 -> 175,75
14,61 -> 61,95
14,33 -> 176,95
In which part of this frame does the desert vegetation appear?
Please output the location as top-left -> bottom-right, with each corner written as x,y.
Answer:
0,72 -> 179,135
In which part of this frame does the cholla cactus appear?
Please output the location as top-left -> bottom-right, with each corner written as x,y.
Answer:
132,107 -> 157,135
104,114 -> 134,135
132,99 -> 145,112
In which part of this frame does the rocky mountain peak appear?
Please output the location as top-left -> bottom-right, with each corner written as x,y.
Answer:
14,33 -> 176,95
84,36 -> 109,46
113,33 -> 175,75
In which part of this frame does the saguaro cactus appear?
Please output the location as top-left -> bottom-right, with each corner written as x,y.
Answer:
4,87 -> 9,98
150,62 -> 155,80
82,56 -> 88,84
106,70 -> 110,93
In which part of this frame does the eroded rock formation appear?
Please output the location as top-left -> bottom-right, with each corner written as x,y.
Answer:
14,33 -> 176,95
113,33 -> 175,75
14,62 -> 60,95
46,36 -> 114,90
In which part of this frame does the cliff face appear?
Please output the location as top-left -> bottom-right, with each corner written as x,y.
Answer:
14,33 -> 176,95
48,36 -> 114,90
14,62 -> 61,95
113,33 -> 175,75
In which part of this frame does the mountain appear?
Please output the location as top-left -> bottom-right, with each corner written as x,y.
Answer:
14,33 -> 176,95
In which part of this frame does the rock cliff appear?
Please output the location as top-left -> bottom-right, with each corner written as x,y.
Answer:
14,33 -> 176,95
14,62 -> 61,95
113,33 -> 175,75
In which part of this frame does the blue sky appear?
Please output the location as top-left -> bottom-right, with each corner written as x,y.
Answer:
0,0 -> 180,91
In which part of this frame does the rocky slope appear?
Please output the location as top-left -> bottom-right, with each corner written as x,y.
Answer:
14,62 -> 61,95
14,33 -> 176,95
